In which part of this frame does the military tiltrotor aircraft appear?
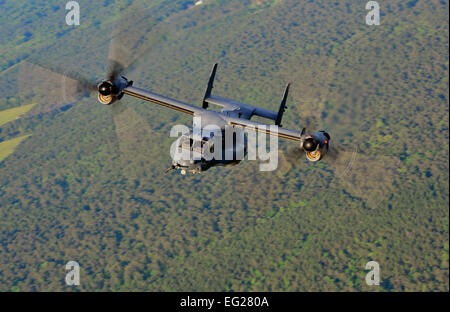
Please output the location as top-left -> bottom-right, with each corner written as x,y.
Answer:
94,63 -> 331,174
17,5 -> 334,175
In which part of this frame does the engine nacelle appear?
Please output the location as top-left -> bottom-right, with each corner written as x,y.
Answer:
97,77 -> 132,105
300,130 -> 330,162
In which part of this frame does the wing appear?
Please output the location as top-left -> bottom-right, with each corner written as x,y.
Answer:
224,115 -> 302,142
123,85 -> 302,141
123,86 -> 204,115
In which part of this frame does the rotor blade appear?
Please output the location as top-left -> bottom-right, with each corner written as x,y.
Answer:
290,97 -> 322,131
104,4 -> 174,183
279,131 -> 401,210
282,146 -> 304,165
110,100 -> 154,184
18,61 -> 95,117
331,151 -> 402,210
107,5 -> 170,80
26,59 -> 97,93
321,136 -> 402,210
324,141 -> 359,176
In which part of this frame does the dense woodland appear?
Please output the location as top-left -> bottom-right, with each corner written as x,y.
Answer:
0,0 -> 448,291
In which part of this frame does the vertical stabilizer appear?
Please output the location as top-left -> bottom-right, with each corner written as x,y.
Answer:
275,83 -> 290,127
202,63 -> 218,109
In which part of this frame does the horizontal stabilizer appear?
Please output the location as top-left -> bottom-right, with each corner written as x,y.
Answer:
202,63 -> 290,123
204,95 -> 278,120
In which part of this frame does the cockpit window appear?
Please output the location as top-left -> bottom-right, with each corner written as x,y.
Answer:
179,136 -> 211,153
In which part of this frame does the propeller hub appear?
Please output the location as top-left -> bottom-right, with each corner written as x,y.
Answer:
98,81 -> 114,96
303,138 -> 319,152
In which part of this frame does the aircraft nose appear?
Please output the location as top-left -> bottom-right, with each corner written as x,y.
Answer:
174,159 -> 192,168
